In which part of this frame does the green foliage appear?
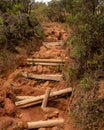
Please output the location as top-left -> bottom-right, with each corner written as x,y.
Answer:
71,96 -> 104,130
64,0 -> 104,130
56,63 -> 63,72
66,0 -> 104,74
45,0 -> 66,22
80,76 -> 96,91
7,3 -> 22,14
32,2 -> 49,22
64,65 -> 78,86
0,49 -> 16,74
0,0 -> 44,50
66,14 -> 74,26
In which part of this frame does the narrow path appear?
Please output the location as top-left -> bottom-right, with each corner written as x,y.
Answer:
15,40 -> 70,130
0,22 -> 76,130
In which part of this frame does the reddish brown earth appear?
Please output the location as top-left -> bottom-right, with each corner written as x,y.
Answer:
0,22 -> 77,130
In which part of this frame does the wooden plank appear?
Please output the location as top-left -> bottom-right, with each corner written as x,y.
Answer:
17,96 -> 35,100
17,96 -> 64,101
27,62 -> 64,66
42,42 -> 63,46
27,119 -> 64,129
21,72 -> 63,81
15,88 -> 72,108
27,59 -> 65,63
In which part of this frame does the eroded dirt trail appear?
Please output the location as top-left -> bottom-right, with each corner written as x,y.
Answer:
0,22 -> 75,130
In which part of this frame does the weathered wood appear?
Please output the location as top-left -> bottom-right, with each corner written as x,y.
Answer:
17,96 -> 64,101
17,96 -> 35,100
27,59 -> 65,63
41,88 -> 51,109
17,101 -> 42,108
21,72 -> 63,81
15,88 -> 72,108
27,62 -> 64,66
27,119 -> 64,129
42,42 -> 63,46
16,98 -> 64,108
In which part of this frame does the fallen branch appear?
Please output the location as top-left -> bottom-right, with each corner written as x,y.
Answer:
15,88 -> 72,108
21,72 -> 63,81
41,88 -> 51,109
27,119 -> 64,129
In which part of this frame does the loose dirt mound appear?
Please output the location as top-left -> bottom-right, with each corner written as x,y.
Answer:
42,22 -> 68,42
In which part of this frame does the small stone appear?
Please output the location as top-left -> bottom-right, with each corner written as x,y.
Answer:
38,128 -> 46,130
12,121 -> 24,130
37,65 -> 43,74
52,126 -> 59,130
0,108 -> 5,116
44,114 -> 48,120
4,98 -> 16,116
47,110 -> 59,118
33,66 -> 37,72
43,67 -> 50,73
40,46 -> 47,52
0,96 -> 4,107
43,81 -> 50,88
0,117 -> 13,129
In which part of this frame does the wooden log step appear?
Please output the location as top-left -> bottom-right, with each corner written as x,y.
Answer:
21,72 -> 63,81
27,59 -> 65,63
17,96 -> 65,102
27,119 -> 64,129
42,41 -> 63,46
17,96 -> 35,100
27,62 -> 64,66
15,88 -> 72,108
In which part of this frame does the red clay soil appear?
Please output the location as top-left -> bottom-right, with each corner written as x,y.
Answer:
0,22 -> 77,130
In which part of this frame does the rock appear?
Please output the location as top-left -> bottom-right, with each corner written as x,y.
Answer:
52,126 -> 59,130
37,65 -> 43,74
43,66 -> 50,74
13,88 -> 22,95
33,66 -> 37,72
0,117 -> 13,130
12,121 -> 25,130
4,98 -> 16,116
0,96 -> 4,107
40,46 -> 47,52
38,128 -> 46,130
6,87 -> 16,102
0,108 -> 5,116
44,108 -> 59,119
0,88 -> 7,98
43,81 -> 50,88
47,110 -> 59,119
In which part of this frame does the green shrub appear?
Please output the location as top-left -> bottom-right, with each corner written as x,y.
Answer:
64,1 -> 104,130
0,0 -> 44,50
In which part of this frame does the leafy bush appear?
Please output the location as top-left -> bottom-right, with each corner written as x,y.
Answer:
64,0 -> 104,130
0,49 -> 16,74
45,0 -> 66,22
32,2 -> 49,22
0,0 -> 44,51
68,1 -> 104,73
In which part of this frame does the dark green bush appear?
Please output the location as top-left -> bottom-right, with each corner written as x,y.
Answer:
64,0 -> 104,130
0,0 -> 44,50
45,0 -> 66,22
